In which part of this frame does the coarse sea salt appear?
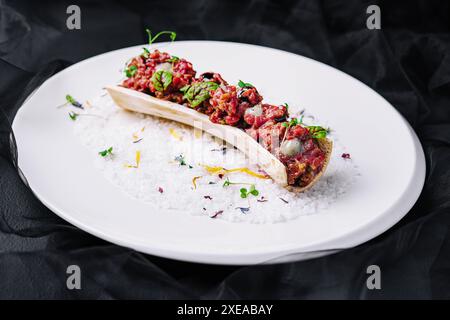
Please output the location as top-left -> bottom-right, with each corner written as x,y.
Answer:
73,91 -> 359,224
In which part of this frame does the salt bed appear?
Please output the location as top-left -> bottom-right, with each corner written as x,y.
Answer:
72,91 -> 359,224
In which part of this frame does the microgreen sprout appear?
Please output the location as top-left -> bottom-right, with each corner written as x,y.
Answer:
236,207 -> 250,214
65,94 -> 83,109
166,56 -> 180,63
99,147 -> 113,157
238,80 -> 254,88
68,111 -> 78,121
222,178 -> 259,198
307,126 -> 329,139
240,185 -> 259,198
146,29 -> 177,46
281,114 -> 329,142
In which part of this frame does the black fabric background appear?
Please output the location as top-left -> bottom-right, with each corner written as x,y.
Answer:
0,0 -> 449,299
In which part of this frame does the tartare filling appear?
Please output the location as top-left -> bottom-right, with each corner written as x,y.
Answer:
122,49 -> 328,187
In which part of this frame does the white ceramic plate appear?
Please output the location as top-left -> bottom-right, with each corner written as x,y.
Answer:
12,41 -> 425,265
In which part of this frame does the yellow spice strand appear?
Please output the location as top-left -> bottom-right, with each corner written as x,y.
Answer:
201,165 -> 268,179
125,150 -> 141,168
169,128 -> 182,140
194,129 -> 202,139
192,176 -> 202,189
135,150 -> 141,168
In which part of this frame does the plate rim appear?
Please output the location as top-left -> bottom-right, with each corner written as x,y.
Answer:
12,41 -> 427,265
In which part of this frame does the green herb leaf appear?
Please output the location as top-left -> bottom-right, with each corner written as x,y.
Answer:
179,85 -> 190,93
68,112 -> 78,121
66,95 -> 76,104
142,47 -> 150,58
238,80 -> 254,88
223,180 -> 259,198
249,184 -> 259,196
125,65 -> 138,78
99,147 -> 113,157
151,70 -> 173,91
307,126 -> 329,139
283,117 -> 302,129
283,103 -> 289,109
183,81 -> 219,107
166,56 -> 180,63
290,118 -> 299,126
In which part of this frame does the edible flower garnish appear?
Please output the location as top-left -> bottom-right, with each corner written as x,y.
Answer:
238,80 -> 254,88
211,210 -> 223,219
68,112 -> 78,121
158,187 -> 164,193
125,150 -> 141,168
65,94 -> 83,109
201,165 -> 268,179
236,207 -> 250,214
211,147 -> 227,154
132,127 -> 145,142
175,154 -> 186,166
257,196 -> 268,203
99,147 -> 113,157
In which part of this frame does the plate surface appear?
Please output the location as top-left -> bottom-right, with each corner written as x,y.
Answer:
12,41 -> 425,265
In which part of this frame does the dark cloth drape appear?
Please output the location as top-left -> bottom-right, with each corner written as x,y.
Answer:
1,0 -> 449,299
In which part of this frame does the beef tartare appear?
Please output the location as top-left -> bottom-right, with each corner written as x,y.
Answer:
122,49 -> 330,189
